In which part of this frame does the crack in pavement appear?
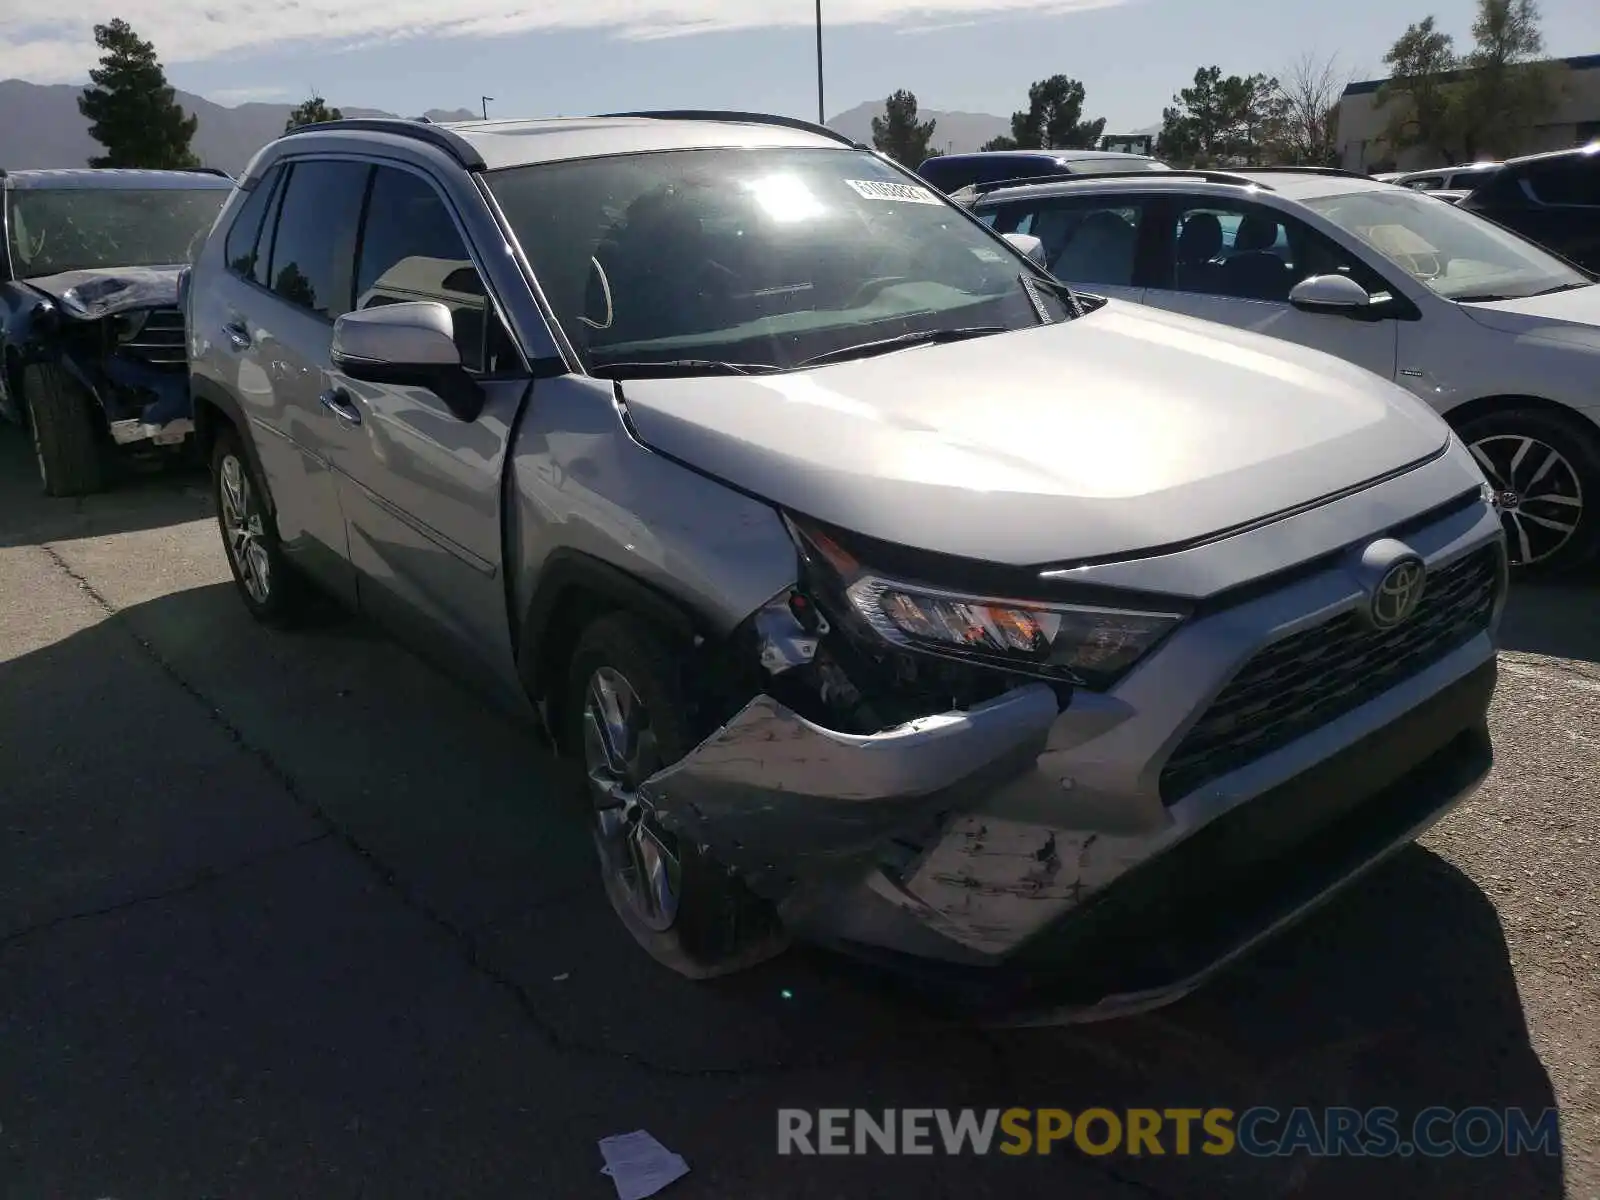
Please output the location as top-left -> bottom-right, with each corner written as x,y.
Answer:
30,542 -> 978,1083
0,832 -> 333,949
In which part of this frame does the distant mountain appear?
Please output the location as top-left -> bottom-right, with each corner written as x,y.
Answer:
0,79 -> 478,175
826,101 -> 1010,155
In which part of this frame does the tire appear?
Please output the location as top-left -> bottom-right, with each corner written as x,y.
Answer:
1456,405 -> 1600,575
21,362 -> 106,497
565,613 -> 785,979
211,425 -> 304,626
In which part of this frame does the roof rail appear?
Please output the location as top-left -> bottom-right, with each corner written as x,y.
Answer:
277,117 -> 486,169
597,109 -> 860,148
1240,165 -> 1361,178
962,168 -> 1269,198
185,166 -> 234,179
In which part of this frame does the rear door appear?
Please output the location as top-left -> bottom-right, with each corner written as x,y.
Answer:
980,192 -> 1155,303
207,159 -> 365,602
317,161 -> 531,695
1137,194 -> 1400,380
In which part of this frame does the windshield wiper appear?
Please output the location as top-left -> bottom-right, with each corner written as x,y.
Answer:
792,326 -> 1009,369
1527,281 -> 1591,296
588,358 -> 779,379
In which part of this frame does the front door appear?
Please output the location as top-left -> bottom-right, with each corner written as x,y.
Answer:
316,163 -> 531,698
1138,196 -> 1400,381
208,158 -> 368,604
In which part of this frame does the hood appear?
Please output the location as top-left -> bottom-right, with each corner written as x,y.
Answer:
618,302 -> 1451,567
23,265 -> 183,320
1459,283 -> 1600,348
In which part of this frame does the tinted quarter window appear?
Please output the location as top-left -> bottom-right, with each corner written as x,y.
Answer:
1524,159 -> 1600,207
267,160 -> 369,319
225,164 -> 283,282
1026,200 -> 1143,285
354,166 -> 510,372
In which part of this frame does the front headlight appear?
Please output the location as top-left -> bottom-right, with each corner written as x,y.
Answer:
789,519 -> 1183,690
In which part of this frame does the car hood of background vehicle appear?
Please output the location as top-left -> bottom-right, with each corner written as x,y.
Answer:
618,301 -> 1450,566
24,265 -> 182,321
1459,283 -> 1600,350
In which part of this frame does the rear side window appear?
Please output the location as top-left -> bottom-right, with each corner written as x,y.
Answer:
1523,158 -> 1600,206
353,166 -> 515,373
266,160 -> 369,320
989,197 -> 1146,286
224,164 -> 284,284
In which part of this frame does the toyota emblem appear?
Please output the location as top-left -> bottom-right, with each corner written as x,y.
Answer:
1370,558 -> 1426,629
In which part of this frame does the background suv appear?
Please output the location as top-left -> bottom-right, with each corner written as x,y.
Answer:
972,166 -> 1600,572
1456,143 -> 1600,272
917,149 -> 1169,194
186,113 -> 1503,1014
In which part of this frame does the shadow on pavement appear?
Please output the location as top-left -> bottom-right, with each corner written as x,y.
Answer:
0,427 -> 212,548
0,577 -> 1566,1198
1499,570 -> 1600,665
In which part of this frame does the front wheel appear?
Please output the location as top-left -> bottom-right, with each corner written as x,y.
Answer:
1458,406 -> 1600,574
565,613 -> 785,978
212,426 -> 305,625
22,361 -> 106,497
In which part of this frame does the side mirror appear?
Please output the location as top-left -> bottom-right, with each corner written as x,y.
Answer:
1289,273 -> 1372,315
332,301 -> 483,421
1003,232 -> 1048,268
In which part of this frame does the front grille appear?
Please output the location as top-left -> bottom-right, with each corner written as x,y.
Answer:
1159,544 -> 1501,804
118,307 -> 186,367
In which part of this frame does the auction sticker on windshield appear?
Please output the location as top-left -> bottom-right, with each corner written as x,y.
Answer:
845,179 -> 942,205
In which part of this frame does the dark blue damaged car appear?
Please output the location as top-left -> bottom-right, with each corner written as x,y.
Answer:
0,167 -> 234,495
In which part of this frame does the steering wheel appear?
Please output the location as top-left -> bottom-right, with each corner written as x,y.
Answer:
1396,250 -> 1444,280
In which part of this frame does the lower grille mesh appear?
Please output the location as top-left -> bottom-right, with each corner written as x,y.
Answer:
1160,545 -> 1501,803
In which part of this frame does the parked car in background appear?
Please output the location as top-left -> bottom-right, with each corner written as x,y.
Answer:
1371,171 -> 1407,183
1456,143 -> 1600,273
0,167 -> 234,495
186,113 -> 1504,1015
1392,162 -> 1503,193
1429,189 -> 1472,205
972,166 -> 1600,572
917,148 -> 1169,195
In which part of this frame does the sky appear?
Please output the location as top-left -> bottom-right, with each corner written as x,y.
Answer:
2,0 -> 1596,131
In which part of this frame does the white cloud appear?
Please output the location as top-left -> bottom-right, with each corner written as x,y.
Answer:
4,0 -> 1121,83
203,85 -> 298,104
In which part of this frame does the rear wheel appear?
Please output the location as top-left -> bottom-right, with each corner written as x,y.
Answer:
212,426 -> 304,625
565,613 -> 784,978
21,362 -> 106,497
1458,406 -> 1600,574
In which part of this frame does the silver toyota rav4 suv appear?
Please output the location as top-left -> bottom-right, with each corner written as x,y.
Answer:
186,112 -> 1506,1016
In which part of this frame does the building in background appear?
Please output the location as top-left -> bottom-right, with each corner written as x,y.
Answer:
1337,52 -> 1600,174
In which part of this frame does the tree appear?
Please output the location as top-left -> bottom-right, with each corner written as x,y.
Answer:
1273,52 -> 1350,166
1157,66 -> 1283,166
1455,0 -> 1566,159
285,95 -> 344,132
1000,75 -> 1106,151
1376,17 -> 1466,164
77,20 -> 200,169
871,90 -> 939,167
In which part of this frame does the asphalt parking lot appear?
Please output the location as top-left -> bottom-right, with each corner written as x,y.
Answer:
1,433 -> 1596,1200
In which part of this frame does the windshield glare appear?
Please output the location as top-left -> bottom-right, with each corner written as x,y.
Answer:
7,188 -> 229,278
486,147 -> 1065,372
1303,188 -> 1589,301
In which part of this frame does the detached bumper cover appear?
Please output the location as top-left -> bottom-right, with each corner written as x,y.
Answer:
639,684 -> 1061,896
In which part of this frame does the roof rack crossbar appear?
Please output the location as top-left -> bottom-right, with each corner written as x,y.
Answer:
597,109 -> 859,148
277,117 -> 485,169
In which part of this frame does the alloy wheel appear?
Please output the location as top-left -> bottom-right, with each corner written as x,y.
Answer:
582,666 -> 681,932
1469,433 -> 1584,567
219,453 -> 272,604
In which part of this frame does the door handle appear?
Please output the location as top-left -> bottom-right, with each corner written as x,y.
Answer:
319,387 -> 362,426
222,321 -> 251,350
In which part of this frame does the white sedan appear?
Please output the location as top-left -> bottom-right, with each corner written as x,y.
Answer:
973,168 -> 1600,571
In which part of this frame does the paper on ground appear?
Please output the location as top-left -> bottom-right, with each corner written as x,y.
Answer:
598,1130 -> 691,1200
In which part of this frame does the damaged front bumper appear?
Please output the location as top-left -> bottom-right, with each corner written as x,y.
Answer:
640,493 -> 1506,1017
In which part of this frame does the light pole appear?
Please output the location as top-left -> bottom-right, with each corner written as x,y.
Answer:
815,0 -> 824,124
481,96 -> 494,119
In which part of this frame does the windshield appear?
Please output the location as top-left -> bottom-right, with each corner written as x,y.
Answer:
1302,187 -> 1590,302
485,147 -> 1068,373
6,187 -> 229,278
